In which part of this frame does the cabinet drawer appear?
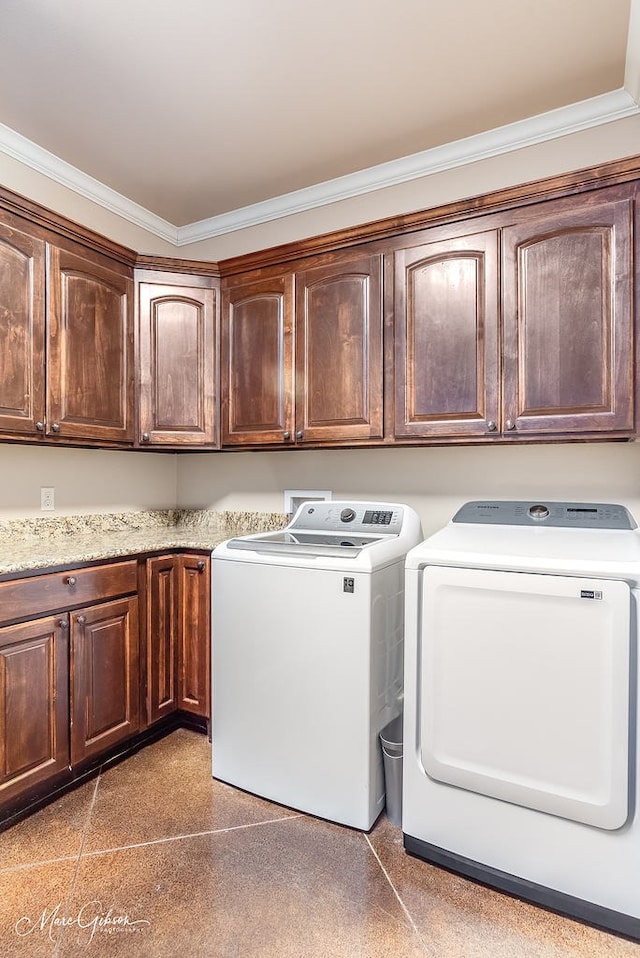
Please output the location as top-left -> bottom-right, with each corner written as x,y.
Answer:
0,560 -> 138,625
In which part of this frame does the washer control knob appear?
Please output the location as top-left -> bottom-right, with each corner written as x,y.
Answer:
529,504 -> 550,520
340,508 -> 356,523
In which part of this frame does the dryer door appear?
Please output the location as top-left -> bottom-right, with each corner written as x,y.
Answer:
420,566 -> 631,829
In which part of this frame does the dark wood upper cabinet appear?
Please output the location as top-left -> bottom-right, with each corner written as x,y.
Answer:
501,194 -> 633,436
47,242 -> 135,443
221,252 -> 383,446
137,273 -> 217,446
0,160 -> 638,451
393,231 -> 500,438
221,273 -> 294,445
393,189 -> 634,441
295,254 -> 383,443
0,214 -> 46,436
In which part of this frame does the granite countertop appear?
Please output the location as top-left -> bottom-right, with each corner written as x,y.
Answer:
0,509 -> 288,576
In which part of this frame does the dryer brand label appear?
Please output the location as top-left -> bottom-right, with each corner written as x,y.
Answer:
580,589 -> 603,600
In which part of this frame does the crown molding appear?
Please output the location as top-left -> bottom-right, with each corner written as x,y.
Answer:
0,89 -> 638,249
177,89 -> 639,245
0,122 -> 178,244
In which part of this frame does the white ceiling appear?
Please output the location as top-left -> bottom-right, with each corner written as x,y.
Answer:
0,0 -> 638,243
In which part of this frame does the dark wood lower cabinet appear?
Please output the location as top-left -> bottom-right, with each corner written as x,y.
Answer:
70,596 -> 140,764
146,553 -> 211,724
0,551 -> 211,824
146,555 -> 179,722
178,555 -> 210,717
0,615 -> 69,805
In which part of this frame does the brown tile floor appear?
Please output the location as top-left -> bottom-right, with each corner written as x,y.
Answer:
0,729 -> 639,958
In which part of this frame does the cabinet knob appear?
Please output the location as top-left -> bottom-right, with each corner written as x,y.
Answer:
65,575 -> 76,586
197,560 -> 206,573
76,615 -> 86,625
505,419 -> 516,431
51,422 -> 60,433
58,619 -> 69,630
283,431 -> 290,441
487,420 -> 497,432
35,421 -> 45,433
295,430 -> 304,441
141,432 -> 150,443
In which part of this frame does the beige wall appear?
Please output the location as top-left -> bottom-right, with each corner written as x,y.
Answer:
176,443 -> 640,537
0,444 -> 177,519
2,439 -> 639,534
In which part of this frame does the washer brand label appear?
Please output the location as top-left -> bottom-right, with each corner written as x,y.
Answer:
580,589 -> 603,600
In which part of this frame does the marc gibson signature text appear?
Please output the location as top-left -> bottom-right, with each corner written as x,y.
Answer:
15,900 -> 151,944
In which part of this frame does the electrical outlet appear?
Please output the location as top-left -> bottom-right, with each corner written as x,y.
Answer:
40,487 -> 55,511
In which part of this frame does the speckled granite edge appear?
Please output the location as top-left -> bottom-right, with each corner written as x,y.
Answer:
0,509 -> 287,541
0,509 -> 179,542
0,509 -> 288,575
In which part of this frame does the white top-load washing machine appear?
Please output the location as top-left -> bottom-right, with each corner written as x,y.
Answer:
403,500 -> 640,940
211,500 -> 422,830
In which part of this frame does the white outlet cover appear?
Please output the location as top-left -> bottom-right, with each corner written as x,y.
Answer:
40,486 -> 55,510
284,489 -> 332,515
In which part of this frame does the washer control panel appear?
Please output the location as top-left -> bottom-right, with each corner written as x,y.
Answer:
291,501 -> 404,535
452,500 -> 636,530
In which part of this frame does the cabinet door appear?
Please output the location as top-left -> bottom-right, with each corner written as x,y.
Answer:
502,196 -> 633,436
0,215 -> 46,436
393,232 -> 499,438
178,555 -> 210,719
71,596 -> 140,764
221,274 -> 294,445
295,253 -> 383,443
0,616 -> 69,805
47,243 -> 134,443
138,280 -> 216,446
146,555 -> 179,723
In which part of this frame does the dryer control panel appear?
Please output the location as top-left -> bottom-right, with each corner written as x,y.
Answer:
453,500 -> 636,530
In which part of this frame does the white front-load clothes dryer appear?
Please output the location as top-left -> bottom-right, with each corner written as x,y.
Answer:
403,500 -> 640,940
211,500 -> 422,831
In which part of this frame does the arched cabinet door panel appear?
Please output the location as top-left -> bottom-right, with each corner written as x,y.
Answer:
137,275 -> 217,446
47,242 -> 134,443
221,273 -> 294,446
295,253 -> 383,443
501,196 -> 633,437
393,230 -> 499,439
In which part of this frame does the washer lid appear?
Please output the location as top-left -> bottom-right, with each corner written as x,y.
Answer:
226,530 -> 383,558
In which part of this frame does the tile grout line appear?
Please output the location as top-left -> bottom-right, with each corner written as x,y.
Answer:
364,831 -> 436,957
77,811 -> 305,859
52,769 -> 102,958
